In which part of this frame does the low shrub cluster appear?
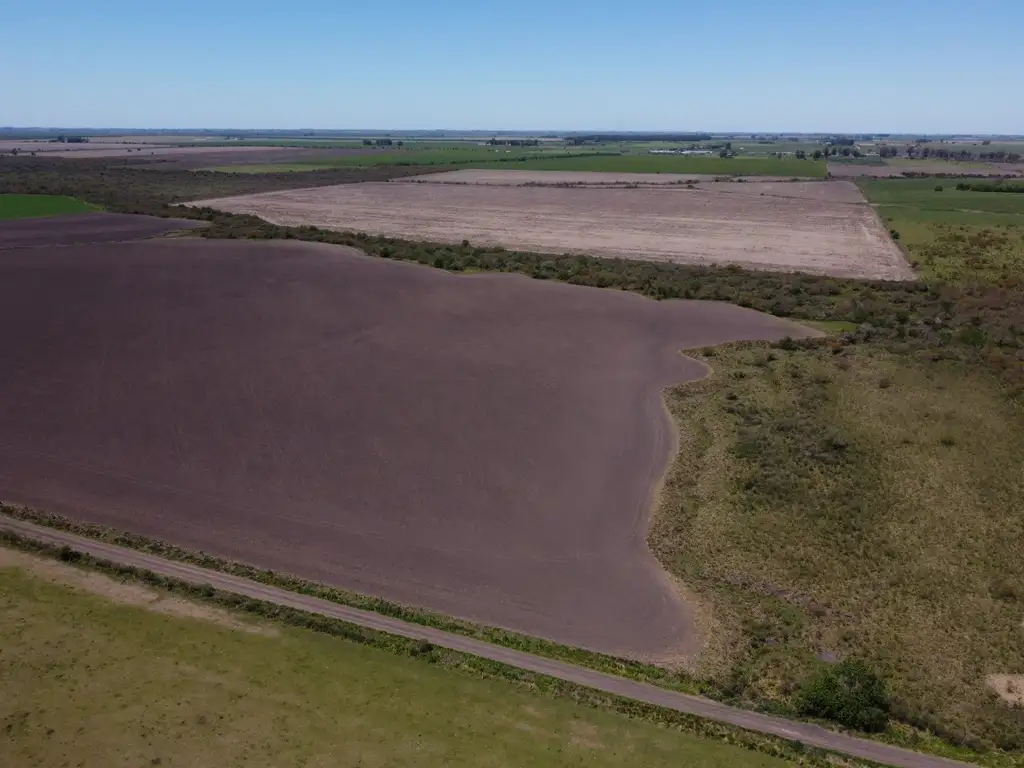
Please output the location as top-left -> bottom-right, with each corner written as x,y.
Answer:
797,660 -> 889,733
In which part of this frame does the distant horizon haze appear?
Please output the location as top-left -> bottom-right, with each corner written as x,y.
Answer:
4,128 -> 1021,139
3,0 -> 1022,134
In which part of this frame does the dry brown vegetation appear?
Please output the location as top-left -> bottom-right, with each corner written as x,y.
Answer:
650,341 -> 1024,752
194,180 -> 914,280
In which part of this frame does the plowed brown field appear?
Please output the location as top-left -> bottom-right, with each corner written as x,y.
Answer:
194,180 -> 914,280
0,230 -> 815,658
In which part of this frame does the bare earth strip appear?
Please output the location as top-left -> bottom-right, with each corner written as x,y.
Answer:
0,234 -> 815,660
195,181 -> 914,280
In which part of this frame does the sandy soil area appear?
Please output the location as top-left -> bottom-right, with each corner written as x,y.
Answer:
401,169 -> 804,186
0,547 -> 276,635
0,231 -> 814,659
196,182 -> 914,280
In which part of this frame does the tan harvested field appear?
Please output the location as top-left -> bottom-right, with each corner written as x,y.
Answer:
196,180 -> 915,280
0,216 -> 817,659
402,169 -> 802,186
692,180 -> 867,203
828,160 -> 1024,178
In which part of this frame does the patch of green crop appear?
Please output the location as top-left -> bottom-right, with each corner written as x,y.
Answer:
0,194 -> 98,220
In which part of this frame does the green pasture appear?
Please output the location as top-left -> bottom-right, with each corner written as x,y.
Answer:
213,152 -> 826,177
209,145 -> 596,173
860,178 -> 1024,282
860,179 -> 1024,216
490,154 -> 826,176
0,555 -> 787,768
0,194 -> 98,220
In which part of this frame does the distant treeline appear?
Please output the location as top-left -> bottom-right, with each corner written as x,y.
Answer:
955,180 -> 1024,193
566,133 -> 712,144
878,145 -> 1022,163
488,139 -> 540,146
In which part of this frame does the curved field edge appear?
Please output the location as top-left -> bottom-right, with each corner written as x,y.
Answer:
0,503 -> 704,695
648,338 -> 1024,764
0,534 -> 865,768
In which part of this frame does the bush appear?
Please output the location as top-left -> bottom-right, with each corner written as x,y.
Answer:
934,185 -> 944,192
796,659 -> 889,732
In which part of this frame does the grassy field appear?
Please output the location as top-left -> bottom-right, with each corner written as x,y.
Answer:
0,193 -> 97,220
0,550 -> 792,768
481,154 -> 826,176
209,145 -> 597,173
859,178 -> 1024,281
650,342 -> 1024,754
211,151 -> 826,177
861,179 -> 1024,215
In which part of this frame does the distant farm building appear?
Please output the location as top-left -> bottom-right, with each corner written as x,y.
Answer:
647,149 -> 713,156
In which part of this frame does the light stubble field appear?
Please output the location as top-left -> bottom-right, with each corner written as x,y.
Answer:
195,177 -> 914,280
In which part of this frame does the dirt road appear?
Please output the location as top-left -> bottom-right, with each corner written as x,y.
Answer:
0,515 -> 971,768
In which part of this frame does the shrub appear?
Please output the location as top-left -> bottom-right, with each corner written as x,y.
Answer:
934,185 -> 944,192
796,659 -> 889,732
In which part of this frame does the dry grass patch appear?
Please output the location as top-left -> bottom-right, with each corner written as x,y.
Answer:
988,676 -> 1024,708
0,547 -> 276,636
649,342 -> 1024,751
0,555 -> 795,768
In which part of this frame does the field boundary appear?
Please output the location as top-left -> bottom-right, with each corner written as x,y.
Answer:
0,513 -> 971,768
0,503 -> 703,692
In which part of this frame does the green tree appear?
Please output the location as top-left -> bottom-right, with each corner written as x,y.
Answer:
797,659 -> 889,732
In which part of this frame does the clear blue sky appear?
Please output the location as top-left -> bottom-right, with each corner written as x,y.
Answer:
3,0 -> 1021,133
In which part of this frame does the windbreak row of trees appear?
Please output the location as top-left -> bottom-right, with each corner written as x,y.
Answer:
878,145 -> 1022,162
795,147 -> 862,160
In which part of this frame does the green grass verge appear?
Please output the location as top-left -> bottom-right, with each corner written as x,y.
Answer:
860,179 -> 1024,282
0,503 -> 705,697
0,193 -> 98,220
0,537 -> 853,768
649,340 -> 1024,759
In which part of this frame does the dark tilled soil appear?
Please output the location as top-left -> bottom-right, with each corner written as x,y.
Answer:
0,212 -> 204,249
0,236 -> 814,659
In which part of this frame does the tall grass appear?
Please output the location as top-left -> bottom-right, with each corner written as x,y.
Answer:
650,341 -> 1024,752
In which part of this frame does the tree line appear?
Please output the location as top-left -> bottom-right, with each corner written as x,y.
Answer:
878,145 -> 1022,163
